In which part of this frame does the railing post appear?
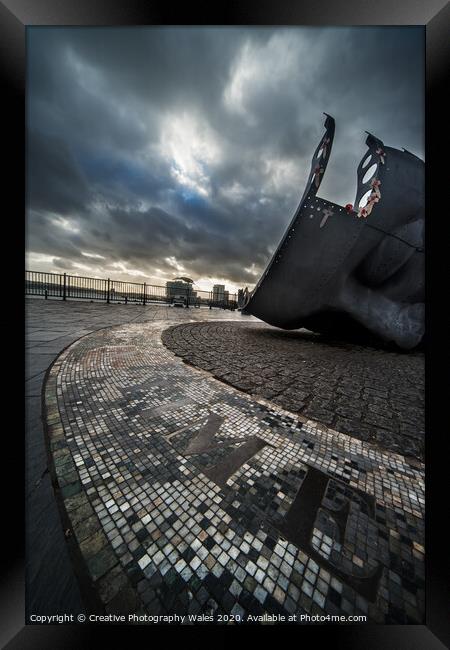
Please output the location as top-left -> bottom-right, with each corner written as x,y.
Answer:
45,289 -> 48,300
107,278 -> 110,304
143,283 -> 146,306
63,273 -> 66,301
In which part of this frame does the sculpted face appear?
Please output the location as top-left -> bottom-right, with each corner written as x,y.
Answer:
240,115 -> 425,350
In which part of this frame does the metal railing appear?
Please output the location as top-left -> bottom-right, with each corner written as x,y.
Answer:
25,270 -> 238,310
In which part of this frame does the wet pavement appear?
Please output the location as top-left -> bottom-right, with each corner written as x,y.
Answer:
162,322 -> 424,460
34,299 -> 425,624
26,298 -> 251,616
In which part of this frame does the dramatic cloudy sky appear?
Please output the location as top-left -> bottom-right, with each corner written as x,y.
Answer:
26,27 -> 424,293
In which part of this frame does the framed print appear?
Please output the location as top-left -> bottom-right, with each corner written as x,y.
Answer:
2,1 -> 448,647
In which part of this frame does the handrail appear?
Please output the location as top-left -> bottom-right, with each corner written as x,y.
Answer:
25,270 -> 238,309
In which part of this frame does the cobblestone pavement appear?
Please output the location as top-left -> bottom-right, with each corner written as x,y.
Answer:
43,317 -> 424,624
26,298 -> 255,616
162,322 -> 424,461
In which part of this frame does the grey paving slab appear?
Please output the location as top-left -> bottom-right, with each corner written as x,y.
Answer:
26,416 -> 48,490
25,397 -> 43,442
26,331 -> 70,342
26,355 -> 58,381
26,473 -> 85,617
25,372 -> 46,397
27,337 -> 83,354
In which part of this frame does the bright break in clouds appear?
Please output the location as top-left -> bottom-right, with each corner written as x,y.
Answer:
26,27 -> 424,292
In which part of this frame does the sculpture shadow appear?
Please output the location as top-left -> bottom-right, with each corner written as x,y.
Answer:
250,324 -> 424,355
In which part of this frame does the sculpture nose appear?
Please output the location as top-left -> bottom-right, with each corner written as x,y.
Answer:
319,208 -> 334,228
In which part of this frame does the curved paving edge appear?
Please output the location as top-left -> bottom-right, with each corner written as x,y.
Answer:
25,298 -> 173,618
161,321 -> 424,461
42,330 -> 137,616
43,319 -> 425,624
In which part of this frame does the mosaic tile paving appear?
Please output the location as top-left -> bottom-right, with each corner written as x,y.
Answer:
162,322 -> 424,460
44,320 -> 425,623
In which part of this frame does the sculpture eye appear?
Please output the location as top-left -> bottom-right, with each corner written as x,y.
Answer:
359,189 -> 373,208
362,163 -> 377,184
361,154 -> 372,169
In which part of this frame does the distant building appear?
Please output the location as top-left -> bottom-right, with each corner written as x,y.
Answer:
212,284 -> 225,303
166,280 -> 186,298
166,279 -> 196,302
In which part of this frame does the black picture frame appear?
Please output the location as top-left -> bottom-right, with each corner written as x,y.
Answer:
3,1 -> 449,647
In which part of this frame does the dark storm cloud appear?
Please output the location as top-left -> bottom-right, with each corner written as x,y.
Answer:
26,26 -> 424,289
27,130 -> 92,215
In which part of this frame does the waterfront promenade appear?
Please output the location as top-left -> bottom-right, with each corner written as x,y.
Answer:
26,298 -> 424,623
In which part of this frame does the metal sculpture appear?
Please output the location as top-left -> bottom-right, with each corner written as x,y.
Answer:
240,114 -> 424,349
